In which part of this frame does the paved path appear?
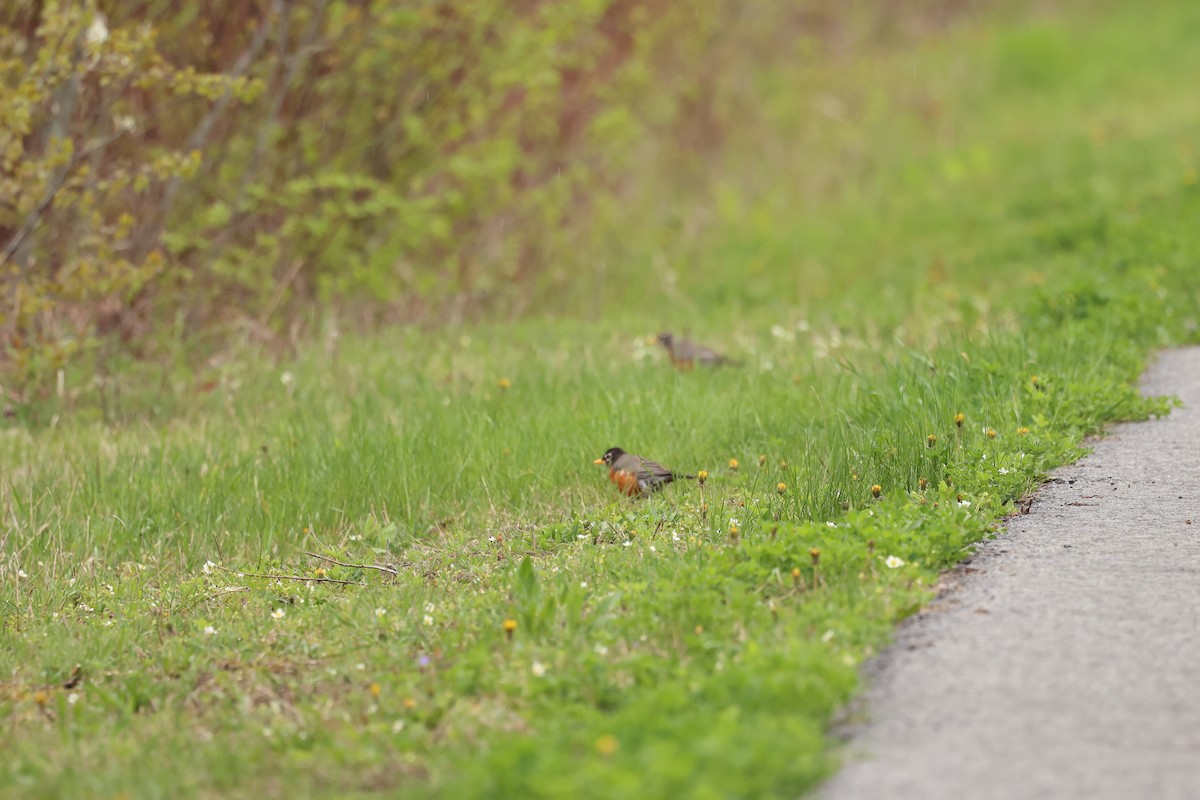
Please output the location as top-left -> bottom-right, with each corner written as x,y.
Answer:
822,348 -> 1200,800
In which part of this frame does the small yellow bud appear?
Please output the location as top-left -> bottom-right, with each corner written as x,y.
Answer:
596,735 -> 619,756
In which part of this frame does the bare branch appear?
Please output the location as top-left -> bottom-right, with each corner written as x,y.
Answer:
305,551 -> 399,576
212,563 -> 362,586
132,0 -> 283,260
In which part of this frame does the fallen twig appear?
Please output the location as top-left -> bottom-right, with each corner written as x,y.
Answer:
305,551 -> 399,575
213,564 -> 361,585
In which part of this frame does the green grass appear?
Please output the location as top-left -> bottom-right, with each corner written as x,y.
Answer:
5,1 -> 1200,797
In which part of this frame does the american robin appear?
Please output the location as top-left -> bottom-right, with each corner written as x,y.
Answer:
656,332 -> 741,370
594,447 -> 695,497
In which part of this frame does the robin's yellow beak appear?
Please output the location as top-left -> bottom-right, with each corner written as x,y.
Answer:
593,458 -> 605,465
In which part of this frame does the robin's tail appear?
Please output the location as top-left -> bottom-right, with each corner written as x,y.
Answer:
673,472 -> 697,480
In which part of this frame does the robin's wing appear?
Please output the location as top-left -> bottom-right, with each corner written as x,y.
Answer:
633,456 -> 676,488
679,339 -> 732,365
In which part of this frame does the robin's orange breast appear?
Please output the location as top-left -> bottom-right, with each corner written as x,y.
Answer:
609,469 -> 642,496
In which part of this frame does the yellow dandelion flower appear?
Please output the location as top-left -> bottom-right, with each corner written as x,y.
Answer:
776,482 -> 787,494
809,548 -> 821,566
986,428 -> 997,438
728,458 -> 740,471
927,434 -> 937,447
1017,426 -> 1030,435
918,477 -> 928,490
697,470 -> 708,485
758,454 -> 767,466
497,378 -> 512,390
954,412 -> 965,427
403,697 -> 416,710
503,619 -> 517,641
596,735 -> 619,756
370,682 -> 382,698
871,484 -> 882,498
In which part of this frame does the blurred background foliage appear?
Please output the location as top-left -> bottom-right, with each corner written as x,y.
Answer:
1,0 -> 990,402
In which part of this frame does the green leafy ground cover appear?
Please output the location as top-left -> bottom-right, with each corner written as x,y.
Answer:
4,2 -> 1200,797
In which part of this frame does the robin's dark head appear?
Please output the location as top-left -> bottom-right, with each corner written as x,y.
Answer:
656,332 -> 674,347
594,447 -> 626,466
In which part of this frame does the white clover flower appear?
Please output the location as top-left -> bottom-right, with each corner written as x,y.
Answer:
280,371 -> 295,387
958,500 -> 971,508
885,555 -> 906,569
204,625 -> 217,636
271,608 -> 286,620
17,568 -> 28,579
580,581 -> 588,588
826,521 -> 837,528
422,614 -> 434,626
594,643 -> 608,656
531,660 -> 547,677
202,560 -> 216,575
649,545 -> 656,553
374,607 -> 387,618
821,629 -> 836,643
998,467 -> 1010,475
622,541 -> 632,547
67,692 -> 81,705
